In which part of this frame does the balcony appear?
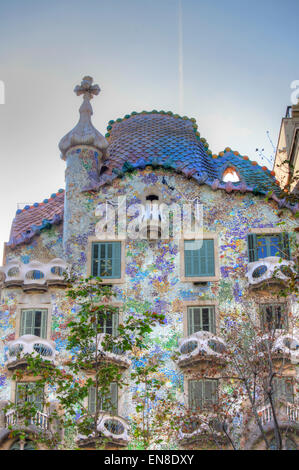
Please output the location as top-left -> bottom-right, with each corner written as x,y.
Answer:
178,415 -> 226,446
5,408 -> 49,431
5,334 -> 57,370
138,203 -> 166,240
247,256 -> 296,287
177,331 -> 226,368
77,412 -> 129,448
243,400 -> 299,449
255,332 -> 299,364
78,334 -> 130,370
0,258 -> 68,291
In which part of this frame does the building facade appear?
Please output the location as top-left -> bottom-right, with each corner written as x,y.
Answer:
0,77 -> 298,450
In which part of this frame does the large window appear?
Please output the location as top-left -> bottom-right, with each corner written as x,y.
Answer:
184,240 -> 215,278
96,308 -> 119,337
88,382 -> 118,415
260,303 -> 287,331
91,242 -> 121,279
247,233 -> 290,262
188,379 -> 218,411
187,306 -> 216,335
20,309 -> 48,338
267,377 -> 294,404
16,383 -> 44,412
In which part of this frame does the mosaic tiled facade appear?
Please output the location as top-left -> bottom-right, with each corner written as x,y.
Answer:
0,77 -> 298,450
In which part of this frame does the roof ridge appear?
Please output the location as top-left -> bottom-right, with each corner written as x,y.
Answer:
16,189 -> 65,215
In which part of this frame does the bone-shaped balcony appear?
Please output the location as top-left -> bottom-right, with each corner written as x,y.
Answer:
247,256 -> 296,287
255,332 -> 299,364
77,412 -> 129,448
177,331 -> 227,368
5,334 -> 57,369
0,258 -> 68,290
80,334 -> 131,369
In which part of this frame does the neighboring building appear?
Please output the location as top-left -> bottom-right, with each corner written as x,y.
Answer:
0,77 -> 298,450
273,100 -> 299,193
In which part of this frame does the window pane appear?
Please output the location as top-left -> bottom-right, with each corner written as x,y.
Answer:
187,307 -> 215,334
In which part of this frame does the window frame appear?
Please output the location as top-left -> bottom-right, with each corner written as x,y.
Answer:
20,308 -> 48,338
187,305 -> 216,335
188,379 -> 219,411
15,300 -> 52,340
247,229 -> 291,262
15,382 -> 44,412
87,237 -> 125,284
259,302 -> 288,331
180,233 -> 219,282
88,382 -> 118,415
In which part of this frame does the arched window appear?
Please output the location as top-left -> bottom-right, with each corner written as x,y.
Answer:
222,167 -> 240,182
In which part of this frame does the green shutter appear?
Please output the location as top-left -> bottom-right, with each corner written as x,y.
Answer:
187,306 -> 215,334
40,310 -> 47,339
20,310 -> 47,338
92,243 -> 99,276
110,383 -> 118,414
16,383 -> 43,412
247,234 -> 257,262
187,308 -> 194,336
189,380 -> 203,411
88,387 -> 96,414
112,309 -> 119,337
282,233 -> 291,260
112,243 -> 121,278
184,240 -> 215,277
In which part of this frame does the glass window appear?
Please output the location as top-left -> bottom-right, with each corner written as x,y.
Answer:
187,306 -> 216,335
184,239 -> 215,277
88,382 -> 118,415
268,377 -> 294,404
20,309 -> 48,338
92,242 -> 121,279
260,303 -> 287,330
16,383 -> 44,412
188,379 -> 218,411
247,233 -> 290,262
96,308 -> 119,337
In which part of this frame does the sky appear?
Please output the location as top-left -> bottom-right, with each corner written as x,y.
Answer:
0,0 -> 298,261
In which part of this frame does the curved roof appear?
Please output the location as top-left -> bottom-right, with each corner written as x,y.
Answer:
8,190 -> 64,248
8,111 -> 297,249
93,111 -> 281,198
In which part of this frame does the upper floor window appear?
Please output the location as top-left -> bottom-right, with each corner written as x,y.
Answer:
16,382 -> 44,412
91,242 -> 121,279
260,303 -> 287,331
20,309 -> 48,338
247,233 -> 290,262
187,306 -> 216,335
267,377 -> 294,404
88,382 -> 118,415
95,308 -> 119,337
188,379 -> 218,411
184,240 -> 215,278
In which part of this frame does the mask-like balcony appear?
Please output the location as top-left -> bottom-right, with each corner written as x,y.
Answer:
255,332 -> 299,364
138,203 -> 166,240
178,415 -> 225,445
247,257 -> 296,287
0,258 -> 68,291
77,412 -> 129,448
79,334 -> 131,370
5,335 -> 57,370
177,331 -> 226,368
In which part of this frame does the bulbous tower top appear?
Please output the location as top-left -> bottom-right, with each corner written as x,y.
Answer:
58,76 -> 108,159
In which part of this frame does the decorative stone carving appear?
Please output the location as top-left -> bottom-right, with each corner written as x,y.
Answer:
247,256 -> 296,286
0,258 -> 68,289
177,331 -> 226,368
5,334 -> 57,369
59,76 -> 108,159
